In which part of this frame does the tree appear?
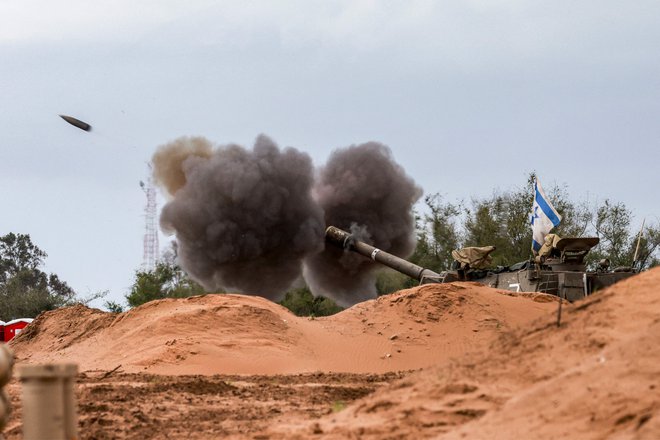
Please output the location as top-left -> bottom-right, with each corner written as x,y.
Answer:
0,233 -> 76,321
104,300 -> 125,313
375,268 -> 413,295
463,187 -> 533,266
587,201 -> 660,271
590,200 -> 633,267
461,173 -> 598,267
0,233 -> 47,283
125,261 -> 205,307
410,194 -> 461,272
371,194 -> 465,296
632,223 -> 660,270
545,183 -> 592,238
410,174 -> 657,275
278,287 -> 343,317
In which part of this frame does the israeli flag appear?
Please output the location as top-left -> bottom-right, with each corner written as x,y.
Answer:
530,178 -> 562,252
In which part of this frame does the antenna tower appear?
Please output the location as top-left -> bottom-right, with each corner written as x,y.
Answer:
140,164 -> 159,270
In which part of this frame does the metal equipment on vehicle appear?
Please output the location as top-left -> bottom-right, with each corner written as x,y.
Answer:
325,226 -> 637,301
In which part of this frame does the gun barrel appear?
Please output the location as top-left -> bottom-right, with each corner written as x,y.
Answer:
325,226 -> 441,282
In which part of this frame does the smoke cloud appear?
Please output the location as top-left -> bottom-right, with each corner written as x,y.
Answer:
304,142 -> 423,306
153,136 -> 421,307
152,136 -> 213,197
157,135 -> 325,300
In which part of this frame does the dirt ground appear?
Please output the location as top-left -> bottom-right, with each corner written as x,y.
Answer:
2,370 -> 405,439
2,269 -> 659,439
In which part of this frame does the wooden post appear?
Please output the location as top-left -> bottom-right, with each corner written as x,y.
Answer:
18,364 -> 78,440
0,345 -> 14,440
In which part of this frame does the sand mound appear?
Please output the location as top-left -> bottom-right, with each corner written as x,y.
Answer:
273,267 -> 660,439
10,283 -> 556,375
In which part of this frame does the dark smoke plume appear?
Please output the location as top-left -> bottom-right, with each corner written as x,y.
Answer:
153,136 -> 422,307
156,135 -> 325,300
304,142 -> 423,307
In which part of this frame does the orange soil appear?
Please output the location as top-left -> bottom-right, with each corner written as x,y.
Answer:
10,283 -> 555,375
265,267 -> 660,439
4,269 -> 658,439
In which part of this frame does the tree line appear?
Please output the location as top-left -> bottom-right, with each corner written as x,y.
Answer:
410,174 -> 658,273
0,233 -> 76,321
1,174 -> 658,320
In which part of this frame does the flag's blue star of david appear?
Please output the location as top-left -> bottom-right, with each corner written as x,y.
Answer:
530,205 -> 540,225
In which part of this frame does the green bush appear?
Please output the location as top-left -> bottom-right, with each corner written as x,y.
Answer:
279,287 -> 343,317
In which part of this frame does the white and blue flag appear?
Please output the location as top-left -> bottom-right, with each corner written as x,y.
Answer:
530,178 -> 562,252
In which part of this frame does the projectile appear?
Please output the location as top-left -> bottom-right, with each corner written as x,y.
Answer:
59,115 -> 92,132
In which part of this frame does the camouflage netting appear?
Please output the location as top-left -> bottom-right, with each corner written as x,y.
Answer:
451,246 -> 497,270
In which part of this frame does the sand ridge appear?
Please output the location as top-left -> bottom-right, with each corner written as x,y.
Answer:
10,282 -> 557,375
266,267 -> 660,439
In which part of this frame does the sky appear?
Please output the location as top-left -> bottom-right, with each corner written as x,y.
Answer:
1,0 -> 659,308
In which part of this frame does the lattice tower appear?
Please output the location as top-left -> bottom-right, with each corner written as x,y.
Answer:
140,170 -> 159,271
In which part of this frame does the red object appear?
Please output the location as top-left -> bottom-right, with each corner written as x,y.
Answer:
3,318 -> 33,342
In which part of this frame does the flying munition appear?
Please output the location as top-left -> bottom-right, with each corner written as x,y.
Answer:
59,115 -> 92,132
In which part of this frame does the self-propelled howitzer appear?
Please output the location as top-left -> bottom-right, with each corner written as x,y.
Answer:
325,226 -> 638,302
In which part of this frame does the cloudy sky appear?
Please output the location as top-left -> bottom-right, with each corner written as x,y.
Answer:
1,0 -> 658,307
